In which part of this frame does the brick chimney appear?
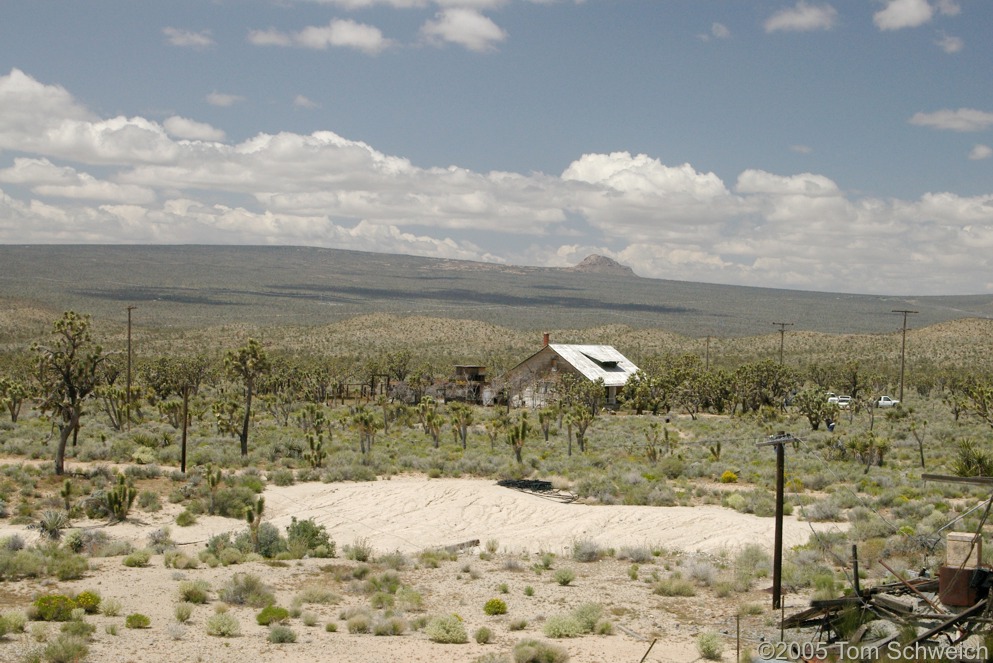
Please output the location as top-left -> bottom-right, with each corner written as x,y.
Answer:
542,332 -> 550,347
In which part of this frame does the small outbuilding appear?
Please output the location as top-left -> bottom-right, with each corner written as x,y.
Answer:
504,333 -> 640,407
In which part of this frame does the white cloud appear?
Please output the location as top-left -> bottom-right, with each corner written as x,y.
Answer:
294,95 -> 320,109
3,69 -> 993,296
163,116 -> 226,141
790,144 -> 813,154
249,20 -> 392,54
206,92 -> 245,107
420,8 -> 507,52
296,19 -> 393,54
969,145 -> 993,160
711,22 -> 730,39
163,27 -> 215,50
909,108 -> 993,132
764,1 -> 838,33
935,32 -> 963,53
873,0 -> 933,31
936,0 -> 960,16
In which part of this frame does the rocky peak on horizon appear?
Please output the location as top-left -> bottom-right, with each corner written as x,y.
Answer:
568,254 -> 636,277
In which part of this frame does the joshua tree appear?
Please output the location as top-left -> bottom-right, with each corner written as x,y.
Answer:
449,402 -> 474,450
225,338 -> 270,457
34,311 -> 109,475
506,412 -> 531,464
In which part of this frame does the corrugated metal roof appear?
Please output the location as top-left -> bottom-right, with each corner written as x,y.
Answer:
547,344 -> 640,387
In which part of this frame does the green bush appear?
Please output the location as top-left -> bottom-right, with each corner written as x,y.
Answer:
373,616 -> 407,636
484,598 -> 508,616
653,576 -> 696,597
286,517 -> 334,558
554,568 -> 575,586
425,614 -> 468,644
42,634 -> 89,663
33,595 -> 76,622
513,638 -> 570,663
178,579 -> 210,604
123,549 -> 151,568
125,613 -> 151,629
73,591 -> 100,614
474,626 -> 493,644
206,612 -> 240,637
347,614 -> 370,633
509,618 -> 528,631
542,614 -> 582,638
100,599 -> 122,617
697,631 -> 724,660
60,619 -> 96,639
175,602 -> 194,623
256,605 -> 290,626
268,624 -> 297,643
571,539 -> 604,562
175,510 -> 197,527
219,573 -> 275,608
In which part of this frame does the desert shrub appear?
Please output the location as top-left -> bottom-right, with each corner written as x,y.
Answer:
42,634 -> 89,663
213,486 -> 257,518
220,573 -> 275,608
484,598 -> 508,616
697,631 -> 724,660
175,602 -> 194,623
345,537 -> 374,562
425,614 -> 468,644
219,548 -> 244,565
524,585 -> 534,596
268,624 -> 297,643
513,638 -> 570,663
653,576 -> 696,597
418,547 -> 456,568
571,539 -> 604,562
542,614 -> 582,638
325,622 -> 337,632
475,626 -> 493,644
175,510 -> 197,527
125,613 -> 151,629
295,587 -> 339,605
286,517 -> 334,558
594,619 -> 614,635
365,571 -> 402,595
347,614 -> 371,633
178,579 -> 210,604
301,611 -> 318,627
617,546 -> 653,563
376,550 -> 409,570
509,618 -> 528,631
720,470 -> 738,484
554,568 -> 575,586
2,610 -> 27,633
571,603 -> 602,633
100,599 -> 122,617
370,592 -> 394,609
33,595 -> 76,622
205,612 -> 240,637
396,586 -> 424,612
373,616 -> 407,636
123,549 -> 151,568
60,618 -> 94,639
256,605 -> 289,626
37,510 -> 71,541
73,591 -> 100,615
138,490 -> 161,512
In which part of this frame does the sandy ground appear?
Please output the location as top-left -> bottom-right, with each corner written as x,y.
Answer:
0,476 -> 832,663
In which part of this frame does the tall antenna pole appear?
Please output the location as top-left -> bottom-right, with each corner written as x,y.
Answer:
126,305 -> 137,432
705,335 -> 711,371
892,309 -> 917,402
772,322 -> 793,365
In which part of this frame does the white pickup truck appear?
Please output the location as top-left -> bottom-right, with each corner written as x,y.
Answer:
876,396 -> 900,408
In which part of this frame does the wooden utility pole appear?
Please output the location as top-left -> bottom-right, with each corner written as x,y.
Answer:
757,432 -> 797,609
892,309 -> 917,403
772,322 -> 793,365
126,305 -> 136,432
705,335 -> 711,371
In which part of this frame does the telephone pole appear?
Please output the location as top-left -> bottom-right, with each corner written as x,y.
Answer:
892,309 -> 917,402
126,305 -> 136,432
772,322 -> 793,365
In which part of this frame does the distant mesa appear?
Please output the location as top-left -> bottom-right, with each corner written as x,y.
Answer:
567,254 -> 636,277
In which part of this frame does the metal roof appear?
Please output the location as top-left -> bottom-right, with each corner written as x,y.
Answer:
547,344 -> 640,387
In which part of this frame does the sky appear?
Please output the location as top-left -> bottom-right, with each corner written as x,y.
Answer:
0,0 -> 991,296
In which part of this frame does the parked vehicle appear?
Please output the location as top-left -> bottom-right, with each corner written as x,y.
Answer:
876,395 -> 900,408
837,396 -> 852,409
827,392 -> 839,404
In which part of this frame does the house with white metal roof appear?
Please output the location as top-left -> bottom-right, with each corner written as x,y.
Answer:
504,333 -> 640,407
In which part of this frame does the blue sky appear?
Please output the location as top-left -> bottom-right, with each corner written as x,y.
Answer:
0,0 -> 991,295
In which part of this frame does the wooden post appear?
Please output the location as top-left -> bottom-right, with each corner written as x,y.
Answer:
852,544 -> 861,597
758,432 -> 796,610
